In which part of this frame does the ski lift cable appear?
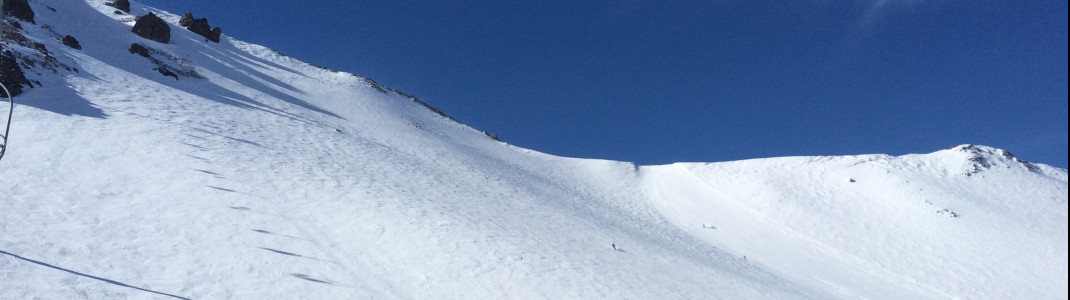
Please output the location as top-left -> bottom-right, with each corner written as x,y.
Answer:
0,82 -> 11,162
1,0 -> 12,162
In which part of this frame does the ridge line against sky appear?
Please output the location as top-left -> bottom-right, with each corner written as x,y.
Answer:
133,0 -> 1068,168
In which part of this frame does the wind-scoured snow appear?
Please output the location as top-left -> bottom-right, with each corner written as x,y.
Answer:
1,1 -> 1066,299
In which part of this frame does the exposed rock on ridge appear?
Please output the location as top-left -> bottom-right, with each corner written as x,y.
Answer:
2,0 -> 35,24
131,12 -> 170,43
179,12 -> 222,43
105,0 -> 131,13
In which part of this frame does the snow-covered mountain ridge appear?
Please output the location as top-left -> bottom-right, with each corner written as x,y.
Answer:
2,1 -> 1066,299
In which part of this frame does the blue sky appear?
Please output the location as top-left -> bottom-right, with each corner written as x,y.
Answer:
138,0 -> 1068,168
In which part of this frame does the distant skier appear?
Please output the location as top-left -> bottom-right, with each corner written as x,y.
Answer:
611,243 -> 617,251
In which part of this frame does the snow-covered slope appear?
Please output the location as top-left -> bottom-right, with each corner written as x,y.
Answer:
642,145 -> 1068,299
2,1 -> 1066,299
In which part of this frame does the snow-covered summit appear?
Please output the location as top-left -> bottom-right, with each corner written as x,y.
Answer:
2,1 -> 1066,299
939,144 -> 1056,176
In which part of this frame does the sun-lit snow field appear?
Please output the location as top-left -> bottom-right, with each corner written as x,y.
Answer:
2,1 -> 1066,299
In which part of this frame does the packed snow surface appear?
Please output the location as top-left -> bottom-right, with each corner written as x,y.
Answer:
2,1 -> 1066,299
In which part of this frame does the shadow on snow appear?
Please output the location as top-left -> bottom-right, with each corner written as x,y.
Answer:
0,249 -> 191,299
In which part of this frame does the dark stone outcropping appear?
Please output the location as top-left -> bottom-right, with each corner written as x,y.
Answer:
186,18 -> 222,43
128,43 -> 150,58
105,0 -> 131,13
131,12 -> 170,44
155,66 -> 178,79
0,51 -> 31,97
61,35 -> 82,50
128,43 -> 201,80
179,13 -> 194,27
0,22 -> 78,96
178,13 -> 222,43
210,27 -> 223,42
2,0 -> 35,24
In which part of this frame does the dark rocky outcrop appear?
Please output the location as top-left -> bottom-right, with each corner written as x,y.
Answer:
0,51 -> 31,97
105,0 -> 131,13
186,18 -> 221,43
178,13 -> 222,43
179,13 -> 194,27
210,27 -> 223,42
0,23 -> 78,96
61,35 -> 82,50
128,43 -> 201,80
155,66 -> 178,79
128,43 -> 150,58
2,0 -> 35,24
131,12 -> 170,44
